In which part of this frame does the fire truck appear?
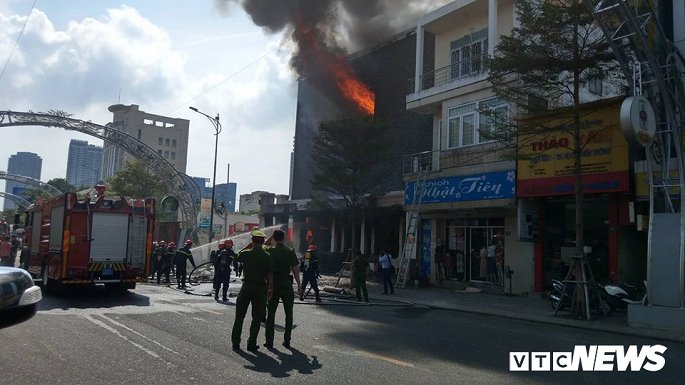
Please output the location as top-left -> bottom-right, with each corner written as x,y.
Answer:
23,190 -> 155,291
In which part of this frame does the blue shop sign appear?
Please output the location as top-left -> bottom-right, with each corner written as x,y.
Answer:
405,170 -> 516,205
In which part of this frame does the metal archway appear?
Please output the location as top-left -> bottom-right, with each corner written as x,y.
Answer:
0,110 -> 200,231
0,191 -> 31,209
0,171 -> 63,196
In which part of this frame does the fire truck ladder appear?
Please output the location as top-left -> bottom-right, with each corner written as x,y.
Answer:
585,0 -> 685,307
395,170 -> 428,289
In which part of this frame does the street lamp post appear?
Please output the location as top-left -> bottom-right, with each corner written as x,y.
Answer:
189,106 -> 221,243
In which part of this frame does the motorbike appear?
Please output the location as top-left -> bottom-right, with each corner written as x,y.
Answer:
549,279 -> 611,316
601,281 -> 647,311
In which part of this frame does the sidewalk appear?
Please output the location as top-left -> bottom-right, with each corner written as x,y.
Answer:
371,283 -> 685,343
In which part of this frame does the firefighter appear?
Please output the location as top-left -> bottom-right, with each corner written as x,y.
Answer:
174,240 -> 196,289
264,229 -> 302,349
213,240 -> 237,301
158,242 -> 174,285
150,240 -> 165,280
300,245 -> 321,302
231,229 -> 275,351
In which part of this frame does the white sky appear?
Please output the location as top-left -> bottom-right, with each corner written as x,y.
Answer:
0,0 -> 298,206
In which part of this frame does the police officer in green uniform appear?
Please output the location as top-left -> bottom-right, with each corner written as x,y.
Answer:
231,229 -> 275,351
352,251 -> 369,302
264,229 -> 302,349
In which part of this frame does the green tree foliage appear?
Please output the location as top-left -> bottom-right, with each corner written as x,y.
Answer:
47,178 -> 77,193
106,160 -> 168,198
487,0 -> 623,257
310,115 -> 392,253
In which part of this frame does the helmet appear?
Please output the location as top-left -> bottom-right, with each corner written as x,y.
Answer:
184,240 -> 193,246
159,240 -> 166,246
250,229 -> 267,238
224,239 -> 234,247
218,243 -> 226,250
307,245 -> 317,252
168,242 -> 176,248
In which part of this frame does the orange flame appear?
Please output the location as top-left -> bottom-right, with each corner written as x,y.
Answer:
294,19 -> 375,115
333,62 -> 375,115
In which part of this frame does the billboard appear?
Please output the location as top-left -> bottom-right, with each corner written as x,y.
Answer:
517,100 -> 629,197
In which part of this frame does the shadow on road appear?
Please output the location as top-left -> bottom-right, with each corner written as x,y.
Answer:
38,285 -> 150,311
234,347 -> 321,378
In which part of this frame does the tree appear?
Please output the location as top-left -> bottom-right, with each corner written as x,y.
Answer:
106,160 -> 168,198
310,115 -> 392,254
46,178 -> 76,193
486,0 -> 621,258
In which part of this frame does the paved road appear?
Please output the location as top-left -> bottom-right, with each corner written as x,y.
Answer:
1,283 -> 682,385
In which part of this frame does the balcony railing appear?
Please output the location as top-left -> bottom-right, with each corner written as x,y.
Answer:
408,53 -> 489,94
403,143 -> 507,176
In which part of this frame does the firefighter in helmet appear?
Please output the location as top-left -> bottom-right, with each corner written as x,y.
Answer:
174,240 -> 196,289
231,229 -> 275,351
151,240 -> 166,281
213,239 -> 237,301
300,244 -> 321,302
158,241 -> 174,285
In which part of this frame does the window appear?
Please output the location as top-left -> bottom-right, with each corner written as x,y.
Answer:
447,103 -> 477,148
172,139 -> 177,148
157,149 -> 162,155
450,29 -> 488,80
158,137 -> 163,146
588,68 -> 603,96
164,150 -> 169,158
171,152 -> 176,160
165,138 -> 170,147
137,129 -> 141,140
447,98 -> 509,148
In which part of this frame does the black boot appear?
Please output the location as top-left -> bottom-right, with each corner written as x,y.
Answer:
222,288 -> 228,301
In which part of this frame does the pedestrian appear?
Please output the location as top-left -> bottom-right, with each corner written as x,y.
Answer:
300,244 -> 321,302
10,235 -> 20,262
213,239 -> 236,301
352,251 -> 369,302
233,257 -> 243,278
174,240 -> 196,289
0,236 -> 12,267
231,229 -> 275,351
379,250 -> 395,295
157,242 -> 174,285
264,229 -> 302,349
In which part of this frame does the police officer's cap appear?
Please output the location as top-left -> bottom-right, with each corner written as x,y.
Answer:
250,229 -> 267,238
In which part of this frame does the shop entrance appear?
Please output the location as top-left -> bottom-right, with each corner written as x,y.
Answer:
542,198 -> 609,288
444,218 -> 505,285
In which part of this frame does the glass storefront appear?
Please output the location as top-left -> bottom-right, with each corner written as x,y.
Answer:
442,218 -> 505,284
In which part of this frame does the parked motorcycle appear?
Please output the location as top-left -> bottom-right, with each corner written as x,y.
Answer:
549,279 -> 611,316
601,281 -> 647,311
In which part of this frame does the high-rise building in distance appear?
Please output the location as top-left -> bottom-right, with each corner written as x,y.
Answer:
102,104 -> 189,180
66,139 -> 103,188
3,152 -> 42,210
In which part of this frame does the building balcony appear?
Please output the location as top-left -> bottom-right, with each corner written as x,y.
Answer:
406,54 -> 490,113
402,142 -> 511,180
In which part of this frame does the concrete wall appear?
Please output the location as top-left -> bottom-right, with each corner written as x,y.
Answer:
505,213 -> 534,294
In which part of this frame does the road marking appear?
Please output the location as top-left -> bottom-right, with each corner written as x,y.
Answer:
99,314 -> 182,356
81,314 -> 176,368
164,299 -> 223,315
356,350 -> 415,368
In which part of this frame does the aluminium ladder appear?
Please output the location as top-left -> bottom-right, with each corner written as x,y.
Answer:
395,170 -> 428,289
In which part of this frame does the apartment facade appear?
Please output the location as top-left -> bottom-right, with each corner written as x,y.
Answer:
404,0 -> 643,294
102,104 -> 189,180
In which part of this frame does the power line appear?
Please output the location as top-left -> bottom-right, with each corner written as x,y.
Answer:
0,0 -> 38,82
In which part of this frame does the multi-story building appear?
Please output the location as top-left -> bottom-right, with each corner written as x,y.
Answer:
214,182 -> 237,213
3,152 -> 42,210
65,140 -> 103,188
404,0 -> 641,294
240,191 -> 268,213
102,104 -> 189,180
